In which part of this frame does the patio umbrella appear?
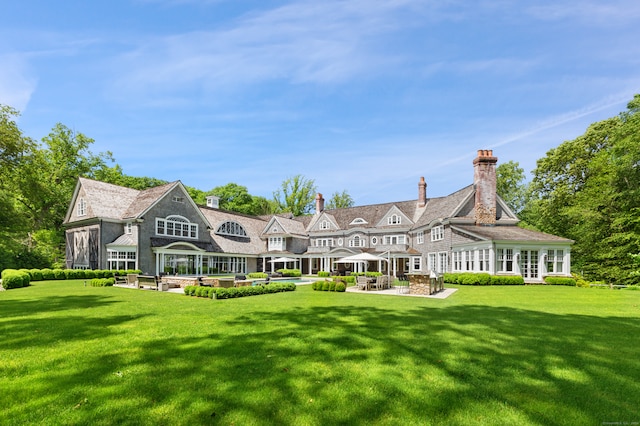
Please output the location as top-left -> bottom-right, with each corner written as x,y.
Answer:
268,257 -> 297,263
335,252 -> 389,274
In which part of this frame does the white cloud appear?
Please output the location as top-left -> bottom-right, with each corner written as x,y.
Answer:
0,54 -> 37,112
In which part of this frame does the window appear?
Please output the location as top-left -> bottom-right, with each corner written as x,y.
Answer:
77,198 -> 86,217
350,218 -> 367,225
315,238 -> 334,247
416,231 -> 424,244
453,251 -> 462,271
383,235 -> 406,245
349,235 -> 364,247
431,225 -> 444,241
269,236 -> 285,251
107,249 -> 136,270
216,221 -> 247,237
412,256 -> 422,271
371,237 -> 378,245
125,222 -> 133,235
172,196 -> 185,203
203,255 -> 247,274
497,248 -> 514,272
319,220 -> 330,230
428,253 -> 437,271
465,250 -> 474,271
156,215 -> 197,239
547,249 -> 564,273
479,249 -> 489,271
388,214 -> 401,225
438,252 -> 448,273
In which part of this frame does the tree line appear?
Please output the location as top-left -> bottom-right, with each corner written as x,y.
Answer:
1,95 -> 639,283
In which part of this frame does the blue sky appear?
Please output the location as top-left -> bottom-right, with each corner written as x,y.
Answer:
1,0 -> 638,205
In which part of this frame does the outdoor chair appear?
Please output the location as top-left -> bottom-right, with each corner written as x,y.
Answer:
356,275 -> 368,291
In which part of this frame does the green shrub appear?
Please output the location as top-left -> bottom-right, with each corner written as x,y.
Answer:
30,269 -> 43,281
365,271 -> 382,277
184,285 -> 194,295
53,269 -> 66,280
277,268 -> 301,277
1,269 -> 30,289
344,275 -> 355,284
335,282 -> 346,292
40,268 -> 55,280
322,281 -> 331,291
90,278 -> 114,287
328,281 -> 336,291
248,272 -> 268,279
624,285 -> 640,291
318,271 -> 330,278
544,276 -> 577,286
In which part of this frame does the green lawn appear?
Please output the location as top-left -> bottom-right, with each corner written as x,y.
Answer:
1,282 -> 639,425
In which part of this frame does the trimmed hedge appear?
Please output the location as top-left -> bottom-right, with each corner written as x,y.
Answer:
184,283 -> 297,300
248,272 -> 268,279
89,278 -> 115,287
277,268 -> 302,277
0,268 -> 141,283
312,280 -> 346,292
544,276 -> 577,286
317,271 -> 330,278
1,269 -> 31,289
443,272 -> 524,286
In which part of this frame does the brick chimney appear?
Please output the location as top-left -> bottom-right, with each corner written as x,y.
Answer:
417,176 -> 427,207
315,193 -> 325,214
473,149 -> 498,225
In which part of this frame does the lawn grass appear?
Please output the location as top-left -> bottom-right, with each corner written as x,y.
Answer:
1,282 -> 639,425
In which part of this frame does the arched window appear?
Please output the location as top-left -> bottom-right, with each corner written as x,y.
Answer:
156,215 -> 197,239
349,235 -> 365,247
319,220 -> 330,230
216,221 -> 247,237
388,214 -> 401,225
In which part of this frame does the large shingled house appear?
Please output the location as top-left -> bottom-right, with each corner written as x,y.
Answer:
63,149 -> 573,282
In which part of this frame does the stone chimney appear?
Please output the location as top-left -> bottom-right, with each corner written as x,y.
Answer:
315,193 -> 325,214
417,176 -> 427,208
473,149 -> 498,225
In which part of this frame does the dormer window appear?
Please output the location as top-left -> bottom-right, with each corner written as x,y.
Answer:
350,218 -> 367,226
388,214 -> 401,225
172,196 -> 185,203
125,222 -> 133,235
319,220 -> 330,230
77,198 -> 87,217
216,221 -> 247,237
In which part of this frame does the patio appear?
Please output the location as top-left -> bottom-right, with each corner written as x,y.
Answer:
345,285 -> 457,299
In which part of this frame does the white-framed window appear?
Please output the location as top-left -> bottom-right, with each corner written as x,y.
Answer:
156,215 -> 197,239
338,238 -> 343,246
497,248 -> 514,272
431,225 -> 444,241
349,235 -> 365,247
453,251 -> 462,271
438,252 -> 448,273
125,222 -> 133,235
412,256 -> 422,271
388,214 -> 401,225
315,238 -> 334,247
428,253 -> 437,271
371,236 -> 378,245
107,249 -> 136,270
464,250 -> 474,271
350,218 -> 367,226
216,221 -> 247,237
416,231 -> 424,244
547,249 -> 564,273
172,196 -> 185,203
479,249 -> 489,271
383,235 -> 406,245
319,220 -> 330,230
77,198 -> 87,217
269,236 -> 285,251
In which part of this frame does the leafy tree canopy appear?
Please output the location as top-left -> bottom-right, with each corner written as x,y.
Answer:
273,175 -> 317,216
326,190 -> 355,210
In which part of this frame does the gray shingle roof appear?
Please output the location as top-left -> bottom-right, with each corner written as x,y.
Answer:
199,207 -> 268,255
75,177 -> 140,221
453,224 -> 573,243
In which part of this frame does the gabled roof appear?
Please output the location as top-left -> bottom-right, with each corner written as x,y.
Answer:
262,215 -> 308,238
316,199 -> 419,231
64,177 -> 141,224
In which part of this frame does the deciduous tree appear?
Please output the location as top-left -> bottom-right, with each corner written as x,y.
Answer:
273,175 -> 317,216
